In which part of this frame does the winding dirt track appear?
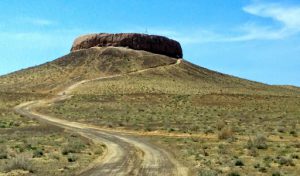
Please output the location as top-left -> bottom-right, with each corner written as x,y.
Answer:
14,62 -> 190,176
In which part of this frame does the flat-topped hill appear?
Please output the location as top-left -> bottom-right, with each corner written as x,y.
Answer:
1,32 -> 300,176
70,33 -> 183,58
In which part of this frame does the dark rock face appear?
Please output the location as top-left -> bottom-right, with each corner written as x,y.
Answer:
71,33 -> 183,58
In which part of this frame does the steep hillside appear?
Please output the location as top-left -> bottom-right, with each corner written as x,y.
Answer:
0,47 -> 176,94
36,50 -> 300,133
70,59 -> 299,96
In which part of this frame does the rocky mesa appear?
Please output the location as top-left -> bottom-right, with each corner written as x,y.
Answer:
70,33 -> 183,58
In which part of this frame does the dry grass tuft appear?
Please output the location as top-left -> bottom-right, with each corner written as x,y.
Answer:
218,128 -> 234,140
4,154 -> 34,173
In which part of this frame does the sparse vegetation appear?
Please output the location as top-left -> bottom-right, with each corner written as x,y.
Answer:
62,138 -> 87,155
4,154 -> 34,173
272,171 -> 283,176
276,156 -> 295,166
1,47 -> 300,175
227,172 -> 240,176
234,159 -> 244,166
67,153 -> 78,162
218,128 -> 234,140
0,146 -> 8,159
247,134 -> 268,150
33,148 -> 44,158
0,91 -> 104,175
35,59 -> 300,175
198,169 -> 218,176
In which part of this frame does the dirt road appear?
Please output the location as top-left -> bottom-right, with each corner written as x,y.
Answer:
14,62 -> 190,176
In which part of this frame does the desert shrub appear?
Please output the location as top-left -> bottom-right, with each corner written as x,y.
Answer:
144,122 -> 153,131
0,152 -> 8,159
4,154 -> 34,173
189,124 -> 200,132
49,153 -> 60,160
62,140 -> 86,155
33,148 -> 44,158
167,128 -> 176,132
204,127 -> 214,134
198,169 -> 218,176
289,130 -> 298,137
258,167 -> 267,173
277,128 -> 285,133
94,148 -> 103,155
276,156 -> 295,166
247,135 -> 268,149
235,159 -> 244,166
67,153 -> 77,162
218,128 -> 234,140
253,163 -> 260,168
25,138 -> 38,150
272,171 -> 282,176
248,147 -> 258,157
13,143 -> 27,153
218,144 -> 228,155
227,172 -> 240,176
0,120 -> 21,128
291,154 -> 299,159
293,142 -> 300,148
0,146 -> 8,159
216,121 -> 226,130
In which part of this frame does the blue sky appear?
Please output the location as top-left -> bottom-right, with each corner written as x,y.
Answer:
0,0 -> 300,86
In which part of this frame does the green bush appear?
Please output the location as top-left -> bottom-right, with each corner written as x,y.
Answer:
33,148 -> 44,158
235,159 -> 244,166
0,120 -> 20,128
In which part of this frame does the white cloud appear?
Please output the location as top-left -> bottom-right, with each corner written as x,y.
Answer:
30,18 -> 54,26
18,17 -> 56,26
243,3 -> 300,30
225,23 -> 286,42
153,2 -> 300,44
241,2 -> 300,39
227,2 -> 300,42
5,2 -> 300,46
